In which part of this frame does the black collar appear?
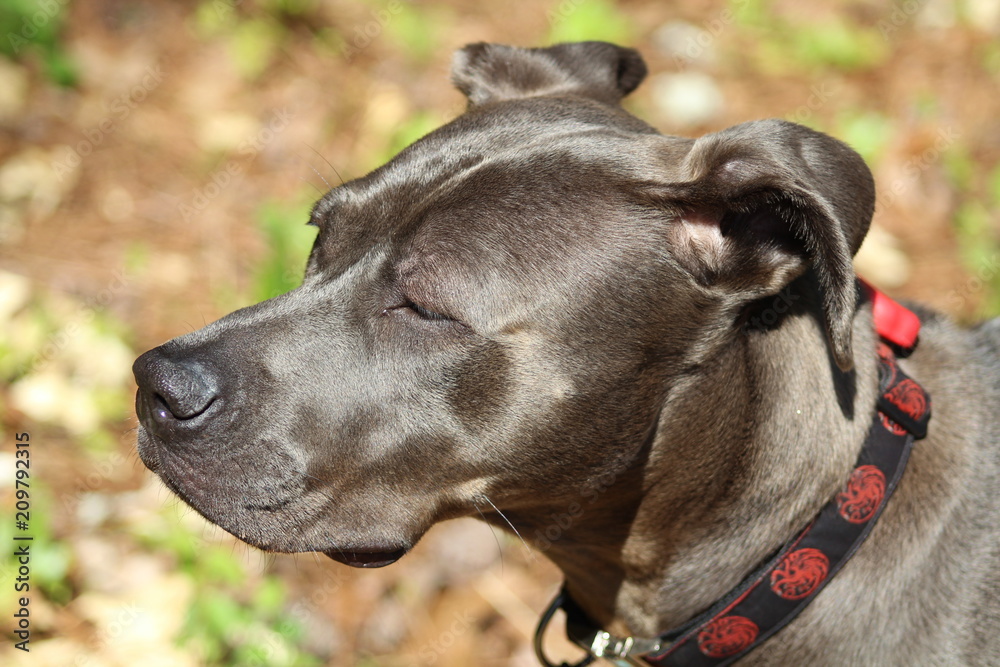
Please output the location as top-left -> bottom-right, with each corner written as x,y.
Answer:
534,283 -> 931,667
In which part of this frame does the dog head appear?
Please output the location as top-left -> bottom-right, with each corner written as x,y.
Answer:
133,42 -> 874,567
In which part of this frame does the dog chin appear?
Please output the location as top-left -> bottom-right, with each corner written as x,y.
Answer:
146,474 -> 415,567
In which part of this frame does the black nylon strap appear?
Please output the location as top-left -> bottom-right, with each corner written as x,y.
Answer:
542,344 -> 931,666
642,345 -> 930,665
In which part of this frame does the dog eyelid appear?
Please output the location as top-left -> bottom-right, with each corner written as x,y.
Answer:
406,300 -> 451,322
307,196 -> 341,229
305,210 -> 326,228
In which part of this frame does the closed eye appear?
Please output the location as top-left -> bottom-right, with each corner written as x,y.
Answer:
385,299 -> 455,323
406,301 -> 451,322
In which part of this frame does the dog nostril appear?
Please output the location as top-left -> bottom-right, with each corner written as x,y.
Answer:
152,393 -> 171,419
156,374 -> 216,420
152,390 -> 210,421
134,349 -> 219,422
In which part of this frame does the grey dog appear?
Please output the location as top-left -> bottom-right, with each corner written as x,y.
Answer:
133,42 -> 1000,665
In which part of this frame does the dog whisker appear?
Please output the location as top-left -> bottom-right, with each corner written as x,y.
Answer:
304,161 -> 331,191
473,499 -> 506,578
299,175 -> 324,196
293,146 -> 332,190
478,494 -> 535,563
304,143 -> 345,186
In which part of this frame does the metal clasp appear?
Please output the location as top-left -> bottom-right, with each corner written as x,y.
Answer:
535,591 -> 596,667
535,590 -> 664,667
590,630 -> 662,666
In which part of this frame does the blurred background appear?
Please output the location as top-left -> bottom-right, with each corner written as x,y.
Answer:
1,0 -> 999,665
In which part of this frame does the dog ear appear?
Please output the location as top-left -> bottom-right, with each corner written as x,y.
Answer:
451,41 -> 647,106
647,119 -> 874,371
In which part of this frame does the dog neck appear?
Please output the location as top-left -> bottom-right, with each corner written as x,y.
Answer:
519,303 -> 881,639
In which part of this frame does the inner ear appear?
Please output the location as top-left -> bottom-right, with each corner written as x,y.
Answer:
648,119 -> 875,371
670,203 -> 808,296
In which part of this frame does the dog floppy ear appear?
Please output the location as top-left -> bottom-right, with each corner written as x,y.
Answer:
648,119 -> 874,371
451,41 -> 647,107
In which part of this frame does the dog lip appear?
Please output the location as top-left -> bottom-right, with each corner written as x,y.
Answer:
323,547 -> 408,568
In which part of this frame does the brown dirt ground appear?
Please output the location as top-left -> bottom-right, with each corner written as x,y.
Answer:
1,0 -> 999,665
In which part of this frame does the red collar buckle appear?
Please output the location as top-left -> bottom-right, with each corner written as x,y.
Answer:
858,278 -> 920,355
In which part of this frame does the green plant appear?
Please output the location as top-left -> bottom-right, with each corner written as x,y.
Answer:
229,18 -> 284,79
180,550 -> 319,666
193,1 -> 291,81
944,143 -> 976,193
0,0 -> 77,86
743,13 -> 887,76
0,482 -> 73,608
834,111 -> 894,165
730,0 -> 773,28
137,506 -> 320,666
546,0 -> 635,45
951,160 -> 1000,319
383,2 -> 452,63
789,19 -> 888,72
252,197 -> 319,302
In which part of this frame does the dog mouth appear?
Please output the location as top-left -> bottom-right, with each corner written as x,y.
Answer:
323,547 -> 408,568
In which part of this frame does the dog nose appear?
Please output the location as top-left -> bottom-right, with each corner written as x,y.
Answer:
133,348 -> 218,422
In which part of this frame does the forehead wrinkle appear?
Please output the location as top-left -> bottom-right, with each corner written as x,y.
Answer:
314,98 -> 683,226
401,178 -> 644,333
324,102 -> 684,327
346,102 -> 659,210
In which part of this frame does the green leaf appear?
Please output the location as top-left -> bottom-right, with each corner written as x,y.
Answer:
546,0 -> 634,45
229,19 -> 283,80
954,202 -> 993,267
363,110 -> 442,172
987,163 -> 1000,209
252,576 -> 286,616
383,3 -> 449,62
730,0 -> 773,27
943,144 -> 976,192
194,0 -> 241,36
203,547 -> 248,586
835,111 -> 893,165
252,197 -> 318,302
0,0 -> 77,86
792,20 -> 888,72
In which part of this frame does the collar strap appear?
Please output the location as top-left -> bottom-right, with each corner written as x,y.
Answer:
859,277 -> 921,356
535,281 -> 931,667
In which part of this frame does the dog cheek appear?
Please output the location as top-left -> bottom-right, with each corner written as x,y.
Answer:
445,343 -> 513,431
